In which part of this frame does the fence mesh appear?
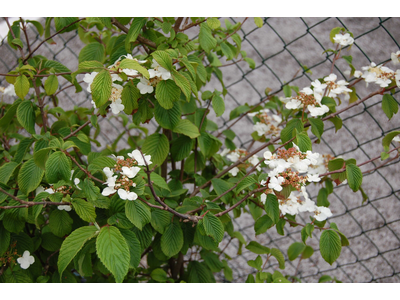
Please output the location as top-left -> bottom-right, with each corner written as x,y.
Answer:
1,17 -> 400,282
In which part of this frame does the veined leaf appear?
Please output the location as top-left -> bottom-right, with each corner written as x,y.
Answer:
161,221 -> 184,257
141,133 -> 169,166
45,151 -> 71,183
91,70 -> 112,108
320,230 -> 342,265
18,158 -> 44,195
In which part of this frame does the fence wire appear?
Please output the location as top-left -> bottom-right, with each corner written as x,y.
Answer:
0,17 -> 400,283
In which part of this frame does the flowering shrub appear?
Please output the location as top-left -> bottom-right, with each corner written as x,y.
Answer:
0,17 -> 399,283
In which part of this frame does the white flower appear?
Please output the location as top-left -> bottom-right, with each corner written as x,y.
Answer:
2,84 -> 16,96
35,186 -> 45,195
103,167 -> 114,178
287,155 -> 311,173
307,173 -> 321,182
118,189 -> 138,201
248,155 -> 260,171
393,135 -> 400,142
150,60 -> 171,80
44,187 -> 55,194
105,175 -> 118,188
354,70 -> 363,78
122,69 -> 139,77
137,77 -> 154,94
74,178 -> 82,190
102,186 -> 117,196
83,72 -> 98,93
58,205 -> 72,212
313,206 -> 333,221
333,33 -> 354,46
311,79 -> 327,91
111,154 -> 124,161
260,193 -> 267,205
110,98 -> 125,114
220,148 -> 230,156
253,122 -> 270,136
229,167 -> 239,176
226,151 -> 240,163
128,149 -> 152,166
306,151 -> 320,165
121,166 -> 141,178
263,151 -> 275,160
307,104 -> 330,117
391,51 -> 400,65
324,73 -> 337,83
17,251 -> 35,269
268,176 -> 285,191
286,98 -> 302,110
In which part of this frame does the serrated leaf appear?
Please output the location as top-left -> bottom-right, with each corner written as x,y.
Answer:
202,213 -> 224,243
187,261 -> 215,283
0,161 -> 20,185
14,75 -> 30,99
295,131 -> 312,152
45,151 -> 71,183
125,200 -> 151,230
211,178 -> 235,204
287,242 -> 306,261
119,59 -> 150,79
320,230 -> 342,265
254,215 -> 274,235
49,209 -> 73,237
245,241 -> 270,254
18,158 -> 44,195
207,18 -> 221,29
265,194 -> 280,224
96,226 -> 130,283
382,94 -> 399,120
125,18 -> 147,52
152,50 -> 173,71
173,119 -> 200,139
58,226 -> 98,278
72,199 -> 97,222
44,74 -> 59,95
79,42 -> 105,63
212,93 -> 225,117
150,268 -> 168,282
16,100 -> 36,134
346,164 -> 362,192
270,248 -> 285,269
161,221 -> 183,257
254,17 -> 263,28
172,70 -> 191,100
91,70 -> 112,107
154,100 -> 181,130
150,209 -> 172,234
118,229 -> 141,269
141,133 -> 169,166
155,79 -> 181,109
199,23 -> 216,53
121,82 -> 140,114
309,117 -> 324,140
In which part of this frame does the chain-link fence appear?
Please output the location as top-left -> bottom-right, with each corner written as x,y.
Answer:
1,17 -> 400,282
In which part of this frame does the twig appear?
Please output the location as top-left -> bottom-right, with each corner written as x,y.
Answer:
63,150 -> 105,184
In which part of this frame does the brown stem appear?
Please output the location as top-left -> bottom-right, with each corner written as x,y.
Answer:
63,114 -> 100,141
0,187 -> 70,208
63,150 -> 105,184
19,18 -> 32,56
4,17 -> 26,61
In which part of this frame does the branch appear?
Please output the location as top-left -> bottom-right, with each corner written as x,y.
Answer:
63,114 -> 100,141
63,150 -> 105,184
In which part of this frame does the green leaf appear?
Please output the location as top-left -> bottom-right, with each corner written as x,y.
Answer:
0,223 -> 11,256
173,119 -> 200,139
154,100 -> 181,130
16,100 -> 36,134
244,57 -> 255,69
152,50 -> 173,72
121,82 -> 141,114
45,151 -> 71,183
125,18 -> 147,52
328,158 -> 345,171
72,199 -> 97,222
151,268 -> 168,282
382,94 -> 399,120
18,158 -> 44,195
382,130 -> 400,149
198,131 -> 222,158
270,248 -> 285,269
199,23 -> 217,53
44,74 -> 59,95
212,93 -> 225,117
161,221 -> 183,257
96,226 -> 130,283
265,194 -> 280,224
211,178 -> 235,204
155,79 -> 181,109
172,70 -> 191,100
54,17 -> 79,33
150,172 -> 170,191
119,59 -> 150,79
329,27 -> 345,43
141,133 -> 169,166
0,161 -> 20,185
345,164 -> 363,192
79,42 -> 105,63
280,118 -> 303,148
187,261 -> 215,283
49,210 -> 73,237
301,245 -> 314,259
91,70 -> 112,108
58,226 -> 98,278
287,242 -> 306,261
202,213 -> 224,243
248,255 -> 263,271
308,118 -> 324,140
295,131 -> 312,152
254,17 -> 263,28
14,75 -> 30,99
254,215 -> 274,235
207,18 -> 221,29
319,230 -> 342,265
125,200 -> 151,230
171,135 -> 193,161
245,241 -> 270,254
118,229 -> 141,269
150,209 -> 172,234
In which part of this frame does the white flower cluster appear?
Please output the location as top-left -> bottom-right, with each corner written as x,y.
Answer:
83,55 -> 172,114
101,150 -> 151,201
0,84 -> 17,96
248,109 -> 282,137
354,61 -> 400,88
260,145 -> 333,221
333,32 -> 354,47
220,148 -> 260,176
282,74 -> 351,117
